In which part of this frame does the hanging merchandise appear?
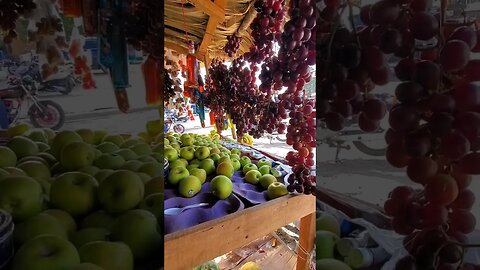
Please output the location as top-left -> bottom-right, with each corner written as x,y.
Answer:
98,0 -> 130,112
185,40 -> 199,87
81,0 -> 98,36
193,87 -> 206,128
59,0 -> 82,17
69,25 -> 96,89
142,55 -> 162,105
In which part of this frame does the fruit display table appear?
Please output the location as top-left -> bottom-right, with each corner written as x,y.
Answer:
164,138 -> 316,270
165,194 -> 315,270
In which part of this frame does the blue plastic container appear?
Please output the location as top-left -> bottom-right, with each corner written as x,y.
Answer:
0,210 -> 14,270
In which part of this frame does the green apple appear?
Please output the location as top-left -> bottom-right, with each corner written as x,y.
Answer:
179,175 -> 202,198
267,182 -> 288,200
189,168 -> 207,184
60,141 -> 95,170
164,148 -> 178,162
137,162 -> 161,177
121,160 -> 143,171
186,164 -> 200,171
94,149 -> 102,159
7,122 -> 31,137
3,166 -> 26,176
72,263 -> 104,270
36,152 -> 57,167
139,193 -> 163,221
145,176 -> 163,196
170,159 -> 188,168
168,166 -> 190,185
258,165 -> 270,175
231,158 -> 241,171
239,156 -> 251,168
14,213 -> 68,246
150,152 -> 162,162
0,168 -> 8,179
210,175 -> 233,199
179,146 -> 195,161
218,156 -> 231,165
36,142 -> 50,152
94,169 -> 114,183
316,259 -> 351,270
231,149 -> 241,156
102,135 -> 125,146
50,162 -> 67,176
146,119 -> 162,137
163,138 -> 170,146
50,172 -> 98,216
94,154 -> 125,170
79,241 -> 133,270
209,153 -> 220,164
257,158 -> 272,168
129,143 -> 152,156
242,163 -> 258,174
93,130 -> 108,145
28,129 -> 48,144
114,149 -> 138,161
98,170 -> 144,214
51,130 -> 83,159
0,146 -> 17,168
120,139 -> 141,149
316,214 -> 341,237
137,132 -> 152,144
17,160 -> 51,180
166,135 -> 176,143
76,129 -> 95,144
259,174 -> 277,190
42,128 -> 55,144
78,165 -> 101,176
195,146 -> 211,160
0,175 -> 43,221
18,156 -> 49,167
12,235 -> 80,270
199,158 -> 216,175
170,143 -> 181,151
96,142 -> 120,154
7,136 -> 39,158
190,159 -> 201,165
181,135 -> 194,146
244,170 -> 262,185
230,154 -> 240,161
137,155 -> 156,163
81,211 -> 116,230
70,228 -> 110,249
216,162 -> 234,178
137,172 -> 151,184
210,147 -> 220,154
110,209 -> 162,262
43,209 -> 77,236
316,231 -> 339,259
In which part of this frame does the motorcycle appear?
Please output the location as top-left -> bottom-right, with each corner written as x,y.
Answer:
0,75 -> 65,130
164,113 -> 186,134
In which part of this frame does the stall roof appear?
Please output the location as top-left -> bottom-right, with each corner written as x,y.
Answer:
164,0 -> 257,64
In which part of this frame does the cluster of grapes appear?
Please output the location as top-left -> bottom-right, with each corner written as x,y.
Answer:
224,33 -> 242,57
125,0 -> 162,59
270,0 -> 316,194
0,0 -> 36,43
244,0 -> 286,64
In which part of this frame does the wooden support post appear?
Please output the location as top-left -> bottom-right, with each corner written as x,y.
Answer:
296,212 -> 316,270
189,0 -> 225,20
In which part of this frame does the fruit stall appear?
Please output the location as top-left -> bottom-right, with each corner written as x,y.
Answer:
1,1 -> 164,270
164,0 -> 316,269
317,0 -> 480,269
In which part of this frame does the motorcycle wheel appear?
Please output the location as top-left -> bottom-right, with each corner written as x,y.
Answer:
173,124 -> 185,134
29,100 -> 65,130
352,141 -> 387,156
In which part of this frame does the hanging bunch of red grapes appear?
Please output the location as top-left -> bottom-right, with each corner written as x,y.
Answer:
224,33 -> 243,57
319,0 -> 480,268
205,0 -> 317,195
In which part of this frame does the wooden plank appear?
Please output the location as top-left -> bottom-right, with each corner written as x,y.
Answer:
196,0 -> 228,58
164,194 -> 316,270
296,212 -> 316,270
189,0 -> 225,20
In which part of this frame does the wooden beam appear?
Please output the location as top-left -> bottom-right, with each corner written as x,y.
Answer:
196,0 -> 228,59
189,0 -> 225,20
165,41 -> 189,55
164,194 -> 316,270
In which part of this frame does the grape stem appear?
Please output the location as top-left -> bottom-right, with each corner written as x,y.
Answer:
325,5 -> 347,70
347,1 -> 361,49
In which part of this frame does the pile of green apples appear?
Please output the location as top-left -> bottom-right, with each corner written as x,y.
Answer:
164,133 -> 289,200
0,122 -> 164,270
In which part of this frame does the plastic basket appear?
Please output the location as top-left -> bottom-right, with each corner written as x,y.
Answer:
0,210 -> 14,270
